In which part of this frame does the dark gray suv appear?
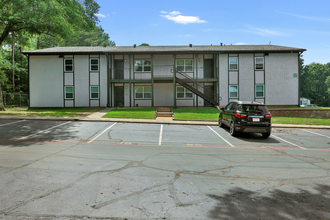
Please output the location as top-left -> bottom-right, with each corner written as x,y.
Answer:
218,101 -> 272,138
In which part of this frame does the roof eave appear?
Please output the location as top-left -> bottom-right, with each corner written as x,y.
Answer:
22,48 -> 307,55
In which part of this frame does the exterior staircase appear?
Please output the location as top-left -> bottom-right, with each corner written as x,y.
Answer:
174,69 -> 221,106
156,107 -> 173,117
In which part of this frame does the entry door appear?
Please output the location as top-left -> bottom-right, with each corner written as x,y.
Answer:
114,60 -> 124,79
114,86 -> 124,107
204,59 -> 214,78
204,85 -> 214,107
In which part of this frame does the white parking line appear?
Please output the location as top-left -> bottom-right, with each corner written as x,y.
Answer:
158,124 -> 163,145
271,134 -> 307,150
18,121 -> 71,140
208,126 -> 235,148
302,129 -> 330,139
87,123 -> 117,143
0,120 -> 26,127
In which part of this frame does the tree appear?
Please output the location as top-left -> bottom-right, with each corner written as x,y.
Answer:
0,0 -> 101,110
301,61 -> 330,106
139,43 -> 150,46
33,26 -> 115,49
0,55 -> 10,111
0,0 -> 100,47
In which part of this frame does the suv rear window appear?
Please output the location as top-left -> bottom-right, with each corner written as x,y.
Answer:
239,105 -> 269,113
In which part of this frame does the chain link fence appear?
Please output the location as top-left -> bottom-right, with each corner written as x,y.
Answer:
2,93 -> 29,107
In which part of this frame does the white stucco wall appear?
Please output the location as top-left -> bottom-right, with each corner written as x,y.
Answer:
265,53 -> 299,105
154,83 -> 174,106
74,55 -> 89,107
153,54 -> 174,78
30,56 -> 63,107
219,54 -> 228,106
177,99 -> 193,106
239,54 -> 254,101
100,55 -> 108,107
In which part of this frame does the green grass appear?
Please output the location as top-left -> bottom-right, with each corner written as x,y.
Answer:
272,116 -> 330,125
0,107 -> 103,117
268,106 -> 330,109
103,108 -> 157,119
173,107 -> 219,121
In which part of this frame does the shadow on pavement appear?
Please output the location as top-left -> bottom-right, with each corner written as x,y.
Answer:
222,127 -> 280,144
208,184 -> 330,219
0,121 -> 81,148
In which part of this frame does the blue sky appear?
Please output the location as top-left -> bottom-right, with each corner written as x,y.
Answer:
95,0 -> 330,65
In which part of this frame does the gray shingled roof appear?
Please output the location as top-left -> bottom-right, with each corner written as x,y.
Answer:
23,45 -> 306,54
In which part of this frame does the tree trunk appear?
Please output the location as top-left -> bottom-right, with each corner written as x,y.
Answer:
0,83 -> 5,111
0,23 -> 14,47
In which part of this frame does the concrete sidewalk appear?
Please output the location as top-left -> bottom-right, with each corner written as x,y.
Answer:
0,107 -> 330,129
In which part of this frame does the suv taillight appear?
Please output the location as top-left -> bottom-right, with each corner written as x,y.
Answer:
235,113 -> 247,118
265,114 -> 272,119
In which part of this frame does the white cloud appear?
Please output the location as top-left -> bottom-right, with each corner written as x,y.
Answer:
95,13 -> 106,18
112,12 -> 116,15
244,25 -> 288,37
234,42 -> 248,45
160,11 -> 207,24
169,11 -> 181,15
178,34 -> 192,37
160,11 -> 167,14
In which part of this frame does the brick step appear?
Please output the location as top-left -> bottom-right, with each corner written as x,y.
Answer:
156,112 -> 173,117
157,107 -> 172,112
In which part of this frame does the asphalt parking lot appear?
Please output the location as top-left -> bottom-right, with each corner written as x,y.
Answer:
0,119 -> 330,219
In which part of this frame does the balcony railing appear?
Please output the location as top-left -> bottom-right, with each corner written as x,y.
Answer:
110,65 -> 218,80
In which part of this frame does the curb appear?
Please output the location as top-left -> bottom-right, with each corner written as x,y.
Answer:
0,115 -> 330,129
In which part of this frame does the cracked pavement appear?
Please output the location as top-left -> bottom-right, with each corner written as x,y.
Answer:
0,119 -> 329,219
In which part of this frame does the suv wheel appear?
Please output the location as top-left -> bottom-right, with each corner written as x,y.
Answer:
218,115 -> 225,128
262,132 -> 271,138
229,122 -> 238,137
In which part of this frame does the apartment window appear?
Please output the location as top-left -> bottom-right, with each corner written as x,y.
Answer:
256,85 -> 264,98
64,86 -> 74,99
176,86 -> 193,99
135,86 -> 151,99
134,60 -> 151,72
229,85 -> 238,98
90,86 -> 99,99
64,59 -> 73,72
90,58 -> 99,71
176,59 -> 193,72
255,57 -> 264,70
229,57 -> 238,70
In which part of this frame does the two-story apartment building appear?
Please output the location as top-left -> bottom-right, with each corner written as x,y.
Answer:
23,44 -> 306,108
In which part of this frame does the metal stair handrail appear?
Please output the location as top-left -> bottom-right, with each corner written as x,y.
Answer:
173,68 -> 221,105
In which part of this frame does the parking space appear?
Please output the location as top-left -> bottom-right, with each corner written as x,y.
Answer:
0,119 -> 330,219
0,119 -> 329,151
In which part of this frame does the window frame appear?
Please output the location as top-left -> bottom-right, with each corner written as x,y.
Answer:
134,86 -> 152,99
176,86 -> 193,99
64,86 -> 74,99
64,59 -> 73,72
176,59 -> 193,72
134,60 -> 152,72
229,85 -> 238,98
90,86 -> 99,99
229,57 -> 238,70
90,58 -> 99,71
255,57 -> 264,70
255,85 -> 264,98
